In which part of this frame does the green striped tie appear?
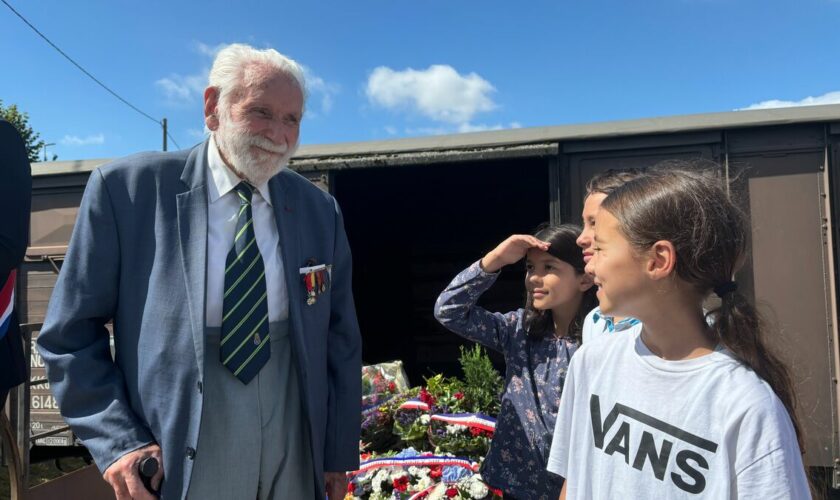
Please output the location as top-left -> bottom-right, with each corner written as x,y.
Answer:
220,183 -> 270,384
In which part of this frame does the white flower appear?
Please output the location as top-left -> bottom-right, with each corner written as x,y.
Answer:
371,469 -> 390,493
427,483 -> 448,500
416,475 -> 433,490
419,414 -> 431,424
409,465 -> 430,479
467,478 -> 488,498
446,424 -> 466,434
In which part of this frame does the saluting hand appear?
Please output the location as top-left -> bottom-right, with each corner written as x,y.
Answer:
480,235 -> 551,273
103,443 -> 164,500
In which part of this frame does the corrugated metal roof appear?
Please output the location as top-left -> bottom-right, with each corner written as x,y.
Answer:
32,104 -> 840,176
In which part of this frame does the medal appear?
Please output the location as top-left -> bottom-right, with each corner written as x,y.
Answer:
300,261 -> 331,306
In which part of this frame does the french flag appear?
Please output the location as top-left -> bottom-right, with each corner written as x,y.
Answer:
0,270 -> 16,341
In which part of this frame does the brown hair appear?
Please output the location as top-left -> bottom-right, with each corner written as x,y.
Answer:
523,223 -> 597,340
600,165 -> 805,454
585,168 -> 647,197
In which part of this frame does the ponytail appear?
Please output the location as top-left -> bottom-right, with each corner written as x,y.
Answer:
711,290 -> 804,453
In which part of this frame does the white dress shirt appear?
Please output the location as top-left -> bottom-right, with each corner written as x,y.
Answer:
205,135 -> 289,327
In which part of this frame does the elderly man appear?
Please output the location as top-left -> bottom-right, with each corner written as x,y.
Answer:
38,44 -> 361,500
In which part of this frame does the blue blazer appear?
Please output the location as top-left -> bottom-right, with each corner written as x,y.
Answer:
37,141 -> 362,498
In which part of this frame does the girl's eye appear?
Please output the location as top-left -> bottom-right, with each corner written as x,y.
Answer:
545,264 -> 554,270
525,264 -> 534,271
592,246 -> 602,253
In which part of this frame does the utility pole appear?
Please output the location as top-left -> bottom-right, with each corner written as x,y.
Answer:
41,142 -> 55,162
162,118 -> 168,151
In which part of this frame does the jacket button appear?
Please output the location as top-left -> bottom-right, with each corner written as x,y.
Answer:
197,381 -> 203,393
186,447 -> 196,460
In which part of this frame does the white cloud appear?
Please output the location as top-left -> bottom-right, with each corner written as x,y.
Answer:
195,41 -> 228,57
154,41 -> 223,106
403,121 -> 521,136
60,133 -> 105,146
302,66 -> 340,116
739,91 -> 840,110
366,65 -> 497,124
457,121 -> 522,133
155,71 -> 208,105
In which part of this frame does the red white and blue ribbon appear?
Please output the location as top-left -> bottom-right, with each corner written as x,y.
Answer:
398,398 -> 430,412
353,455 -> 478,474
430,413 -> 496,432
0,271 -> 15,341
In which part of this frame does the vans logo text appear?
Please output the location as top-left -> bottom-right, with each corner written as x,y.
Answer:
590,394 -> 718,494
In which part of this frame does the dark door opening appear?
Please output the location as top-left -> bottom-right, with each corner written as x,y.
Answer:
333,157 -> 550,384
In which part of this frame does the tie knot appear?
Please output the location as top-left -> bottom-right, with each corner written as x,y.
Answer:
234,182 -> 254,204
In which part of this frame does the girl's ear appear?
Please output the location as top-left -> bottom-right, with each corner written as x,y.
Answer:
578,272 -> 595,292
647,240 -> 676,280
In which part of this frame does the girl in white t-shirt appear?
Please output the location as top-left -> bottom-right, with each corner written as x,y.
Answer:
547,167 -> 811,499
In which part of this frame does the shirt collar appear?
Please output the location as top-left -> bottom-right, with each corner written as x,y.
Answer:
207,134 -> 273,206
591,307 -> 640,333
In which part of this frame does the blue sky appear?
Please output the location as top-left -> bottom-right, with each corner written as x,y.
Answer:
2,0 -> 839,161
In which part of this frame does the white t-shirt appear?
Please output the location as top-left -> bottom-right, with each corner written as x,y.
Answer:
547,332 -> 810,499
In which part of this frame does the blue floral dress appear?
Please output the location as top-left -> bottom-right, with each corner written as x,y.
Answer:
433,261 -> 579,500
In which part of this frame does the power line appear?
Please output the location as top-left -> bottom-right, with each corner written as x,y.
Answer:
167,132 -> 181,150
2,0 -> 180,150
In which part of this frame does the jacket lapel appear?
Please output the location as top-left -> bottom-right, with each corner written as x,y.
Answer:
269,171 -> 308,383
177,141 -> 210,380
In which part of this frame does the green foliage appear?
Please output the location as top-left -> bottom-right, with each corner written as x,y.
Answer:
0,99 -> 47,163
459,344 -> 503,415
423,373 -> 466,412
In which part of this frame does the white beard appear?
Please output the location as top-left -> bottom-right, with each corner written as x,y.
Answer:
214,119 -> 297,186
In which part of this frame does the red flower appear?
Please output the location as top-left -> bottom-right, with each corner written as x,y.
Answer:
445,487 -> 459,497
453,392 -> 464,400
469,427 -> 482,437
419,387 -> 436,406
388,381 -> 397,392
429,465 -> 443,479
392,476 -> 409,492
347,482 -> 356,493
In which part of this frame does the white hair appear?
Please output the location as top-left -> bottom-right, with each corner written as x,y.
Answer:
208,43 -> 307,115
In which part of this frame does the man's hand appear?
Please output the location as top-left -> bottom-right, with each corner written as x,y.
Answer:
103,444 -> 163,500
325,471 -> 348,500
